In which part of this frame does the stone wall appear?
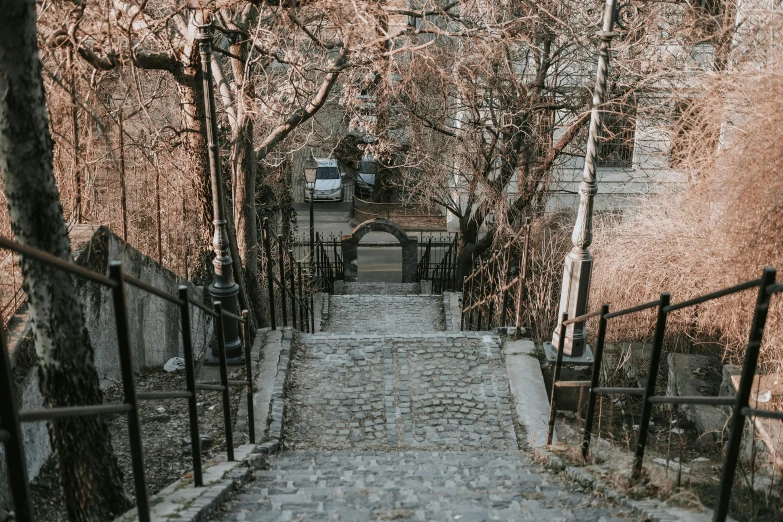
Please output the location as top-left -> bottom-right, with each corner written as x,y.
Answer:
1,225 -> 211,510
341,219 -> 418,283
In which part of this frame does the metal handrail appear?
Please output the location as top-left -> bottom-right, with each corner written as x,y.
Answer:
0,235 -> 257,522
664,278 -> 761,313
545,266 -> 780,522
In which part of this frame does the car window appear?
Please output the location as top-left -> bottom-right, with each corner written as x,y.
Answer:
316,167 -> 339,180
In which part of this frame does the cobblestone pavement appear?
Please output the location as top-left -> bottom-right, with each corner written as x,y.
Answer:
213,451 -> 634,521
283,333 -> 516,451
342,282 -> 421,295
210,287 -> 635,521
324,296 -> 445,333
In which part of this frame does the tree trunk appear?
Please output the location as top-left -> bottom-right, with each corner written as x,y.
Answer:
175,63 -> 213,246
0,1 -> 131,520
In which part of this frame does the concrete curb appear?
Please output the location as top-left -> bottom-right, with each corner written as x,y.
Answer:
255,327 -> 293,455
532,447 -> 732,522
231,329 -> 266,446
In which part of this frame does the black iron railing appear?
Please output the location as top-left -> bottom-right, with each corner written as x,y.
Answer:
261,218 -> 316,331
547,266 -> 782,522
461,219 -> 531,335
416,234 -> 459,293
0,236 -> 256,522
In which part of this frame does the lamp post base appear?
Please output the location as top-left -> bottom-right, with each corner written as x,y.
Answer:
543,342 -> 595,366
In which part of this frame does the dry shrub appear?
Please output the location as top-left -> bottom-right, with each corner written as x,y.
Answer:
591,21 -> 783,372
522,212 -> 574,344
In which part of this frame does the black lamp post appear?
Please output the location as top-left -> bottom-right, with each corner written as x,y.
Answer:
304,156 -> 318,267
196,19 -> 243,364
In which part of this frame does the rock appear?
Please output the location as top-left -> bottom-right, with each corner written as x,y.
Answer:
164,357 -> 186,372
652,457 -> 691,473
181,434 -> 213,454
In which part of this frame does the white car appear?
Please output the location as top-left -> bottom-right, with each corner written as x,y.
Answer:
306,158 -> 344,201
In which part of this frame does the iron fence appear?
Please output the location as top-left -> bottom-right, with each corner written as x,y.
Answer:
416,234 -> 459,293
0,235 -> 255,522
547,267 -> 783,522
261,218 -> 316,331
461,219 -> 532,336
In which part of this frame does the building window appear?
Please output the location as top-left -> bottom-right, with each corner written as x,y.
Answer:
534,105 -> 554,162
598,95 -> 636,168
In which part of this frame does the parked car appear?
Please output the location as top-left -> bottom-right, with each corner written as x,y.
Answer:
306,158 -> 344,201
355,155 -> 377,198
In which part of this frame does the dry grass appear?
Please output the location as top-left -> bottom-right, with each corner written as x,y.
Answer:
589,68 -> 783,372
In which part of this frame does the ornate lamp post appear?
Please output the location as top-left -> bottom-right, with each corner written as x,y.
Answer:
545,0 -> 619,363
304,156 -> 318,267
196,20 -> 243,364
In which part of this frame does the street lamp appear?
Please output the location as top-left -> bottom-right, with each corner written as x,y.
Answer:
195,19 -> 243,364
304,156 -> 318,267
545,0 -> 619,364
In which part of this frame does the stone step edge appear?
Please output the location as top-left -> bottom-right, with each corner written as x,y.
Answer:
331,294 -> 438,297
532,447 -> 735,522
112,444 -> 266,522
299,332 -> 502,339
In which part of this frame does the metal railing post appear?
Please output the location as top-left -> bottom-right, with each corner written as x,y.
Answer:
213,302 -> 234,461
288,249 -> 297,329
277,235 -> 288,327
582,303 -> 610,460
632,292 -> 670,479
263,218 -> 276,329
0,322 -> 34,522
714,267 -> 776,522
178,286 -> 203,486
460,276 -> 467,330
297,263 -> 306,332
242,310 -> 255,444
547,314 -> 568,445
310,290 -> 315,333
109,262 -> 150,521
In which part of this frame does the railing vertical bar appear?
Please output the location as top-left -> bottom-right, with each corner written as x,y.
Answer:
277,235 -> 288,327
213,302 -> 234,461
0,317 -> 34,522
297,263 -> 306,332
582,303 -> 610,460
242,310 -> 255,444
632,292 -> 670,479
310,290 -> 315,333
500,250 -> 511,327
178,286 -> 203,487
547,314 -> 568,445
263,218 -> 276,329
515,219 -> 531,340
288,249 -> 297,329
109,262 -> 150,522
714,267 -> 776,522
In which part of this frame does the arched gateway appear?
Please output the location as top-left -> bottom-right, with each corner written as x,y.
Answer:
341,218 -> 418,283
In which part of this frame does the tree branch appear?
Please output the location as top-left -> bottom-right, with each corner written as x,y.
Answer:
255,48 -> 348,159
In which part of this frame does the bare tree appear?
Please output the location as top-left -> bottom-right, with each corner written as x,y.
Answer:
0,0 -> 130,519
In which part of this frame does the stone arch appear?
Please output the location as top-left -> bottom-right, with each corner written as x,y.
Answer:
341,218 -> 418,283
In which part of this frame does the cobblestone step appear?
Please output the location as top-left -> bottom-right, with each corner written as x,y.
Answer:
284,332 -> 516,452
341,282 -> 421,295
323,294 -> 446,333
212,451 -> 634,521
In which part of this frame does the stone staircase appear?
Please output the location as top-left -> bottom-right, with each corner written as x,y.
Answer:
216,451 -> 631,521
211,284 -> 633,521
